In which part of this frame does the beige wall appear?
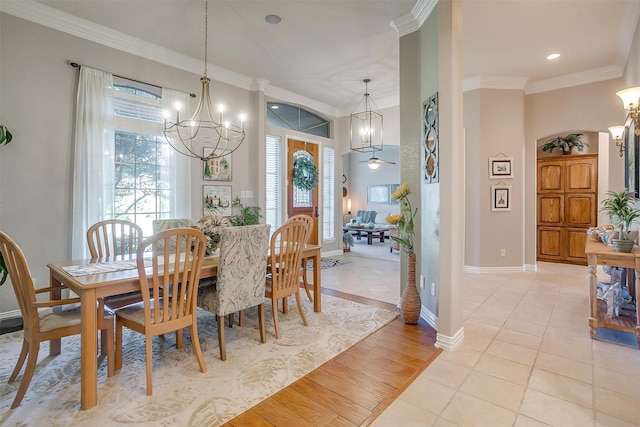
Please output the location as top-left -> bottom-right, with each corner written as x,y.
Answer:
464,89 -> 525,268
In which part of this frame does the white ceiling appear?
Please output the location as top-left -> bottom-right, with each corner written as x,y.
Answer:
4,0 -> 640,117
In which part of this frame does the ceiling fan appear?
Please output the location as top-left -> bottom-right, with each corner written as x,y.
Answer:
359,154 -> 396,170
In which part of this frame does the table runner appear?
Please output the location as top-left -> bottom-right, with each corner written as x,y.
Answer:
62,260 -> 150,277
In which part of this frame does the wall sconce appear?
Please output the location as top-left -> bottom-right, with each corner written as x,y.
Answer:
608,125 -> 625,157
616,87 -> 640,136
347,198 -> 352,215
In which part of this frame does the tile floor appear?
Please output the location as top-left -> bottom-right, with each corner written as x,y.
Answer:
324,252 -> 640,427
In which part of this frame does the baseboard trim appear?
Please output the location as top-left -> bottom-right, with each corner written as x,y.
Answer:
0,310 -> 21,320
464,265 -> 526,273
435,326 -> 464,351
421,306 -> 438,330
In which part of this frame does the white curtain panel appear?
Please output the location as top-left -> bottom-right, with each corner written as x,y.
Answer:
161,88 -> 192,220
71,67 -> 114,260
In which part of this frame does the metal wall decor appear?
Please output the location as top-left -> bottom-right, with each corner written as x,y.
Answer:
423,93 -> 439,183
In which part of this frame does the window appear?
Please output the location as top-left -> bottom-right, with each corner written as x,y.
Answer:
267,102 -> 330,138
323,146 -> 335,241
265,134 -> 282,233
112,78 -> 178,236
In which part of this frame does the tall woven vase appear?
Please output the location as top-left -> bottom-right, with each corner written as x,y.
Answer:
400,253 -> 421,324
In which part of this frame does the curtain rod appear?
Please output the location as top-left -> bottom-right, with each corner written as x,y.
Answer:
69,62 -> 196,98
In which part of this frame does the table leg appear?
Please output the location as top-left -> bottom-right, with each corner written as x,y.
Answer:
312,250 -> 321,312
49,270 -> 62,356
379,232 -> 384,243
80,288 -> 99,409
367,232 -> 373,245
587,258 -> 598,339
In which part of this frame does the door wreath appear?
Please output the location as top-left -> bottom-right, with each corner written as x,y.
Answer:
292,156 -> 318,191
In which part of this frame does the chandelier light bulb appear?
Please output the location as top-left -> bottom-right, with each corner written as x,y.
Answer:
162,1 -> 246,161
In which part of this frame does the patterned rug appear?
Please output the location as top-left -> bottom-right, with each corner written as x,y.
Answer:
0,295 -> 397,426
306,257 -> 351,270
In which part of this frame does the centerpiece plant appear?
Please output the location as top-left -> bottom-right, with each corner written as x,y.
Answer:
601,188 -> 640,252
194,215 -> 232,255
386,183 -> 420,324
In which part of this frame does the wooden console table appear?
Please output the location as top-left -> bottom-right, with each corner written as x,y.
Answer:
584,239 -> 640,347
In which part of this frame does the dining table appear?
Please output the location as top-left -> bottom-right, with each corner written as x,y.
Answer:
46,243 -> 321,409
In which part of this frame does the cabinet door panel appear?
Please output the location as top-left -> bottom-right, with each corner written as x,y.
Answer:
538,195 -> 563,225
538,163 -> 563,192
566,228 -> 588,263
565,158 -> 597,192
538,228 -> 562,259
565,194 -> 596,227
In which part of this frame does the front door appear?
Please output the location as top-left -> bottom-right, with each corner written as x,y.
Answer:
287,138 -> 319,245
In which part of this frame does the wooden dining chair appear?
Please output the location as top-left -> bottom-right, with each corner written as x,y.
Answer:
87,219 -> 143,258
87,219 -> 144,358
285,214 -> 314,302
197,224 -> 271,360
265,221 -> 309,339
115,228 -> 207,396
0,231 -> 115,409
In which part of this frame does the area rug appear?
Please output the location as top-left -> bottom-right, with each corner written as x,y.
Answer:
0,295 -> 397,426
595,327 -> 640,349
306,257 -> 351,270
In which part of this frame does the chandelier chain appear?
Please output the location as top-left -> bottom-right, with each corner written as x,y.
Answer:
204,0 -> 208,77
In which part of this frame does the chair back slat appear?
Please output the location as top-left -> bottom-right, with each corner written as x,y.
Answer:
137,228 -> 206,329
87,219 -> 143,258
285,214 -> 313,243
269,221 -> 308,294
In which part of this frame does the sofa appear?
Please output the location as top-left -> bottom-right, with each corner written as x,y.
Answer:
346,210 -> 398,244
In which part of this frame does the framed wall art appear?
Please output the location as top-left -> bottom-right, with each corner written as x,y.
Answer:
491,185 -> 511,211
489,156 -> 513,179
367,184 -> 390,204
203,149 -> 232,181
203,185 -> 232,216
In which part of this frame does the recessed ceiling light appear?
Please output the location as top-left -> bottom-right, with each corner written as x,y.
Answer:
265,14 -> 281,24
547,53 -> 560,60
271,105 -> 279,109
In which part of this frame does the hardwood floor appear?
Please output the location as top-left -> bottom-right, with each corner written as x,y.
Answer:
224,288 -> 441,426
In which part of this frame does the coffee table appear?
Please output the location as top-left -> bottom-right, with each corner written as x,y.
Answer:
343,225 -> 389,245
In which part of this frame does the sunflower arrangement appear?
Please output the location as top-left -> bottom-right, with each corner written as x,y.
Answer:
386,183 -> 417,254
195,215 -> 232,254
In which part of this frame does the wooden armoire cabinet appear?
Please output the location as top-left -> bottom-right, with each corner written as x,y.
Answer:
537,154 -> 598,265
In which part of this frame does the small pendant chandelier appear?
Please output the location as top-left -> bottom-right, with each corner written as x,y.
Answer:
163,0 -> 246,161
350,78 -> 383,153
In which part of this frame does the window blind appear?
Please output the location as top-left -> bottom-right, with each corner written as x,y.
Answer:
265,135 -> 282,233
323,146 -> 335,241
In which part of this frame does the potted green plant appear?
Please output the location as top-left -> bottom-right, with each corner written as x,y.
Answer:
601,188 -> 640,252
0,124 -> 12,146
540,133 -> 587,155
0,253 -> 7,286
228,196 -> 263,226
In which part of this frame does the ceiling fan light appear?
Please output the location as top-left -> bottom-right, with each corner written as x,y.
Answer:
368,162 -> 380,170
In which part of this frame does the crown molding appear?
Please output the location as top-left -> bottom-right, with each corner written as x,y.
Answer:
0,0 -> 339,115
463,76 -> 529,92
391,0 -> 436,37
524,65 -> 623,95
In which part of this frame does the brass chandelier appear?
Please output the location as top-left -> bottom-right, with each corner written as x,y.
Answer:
163,0 -> 246,161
